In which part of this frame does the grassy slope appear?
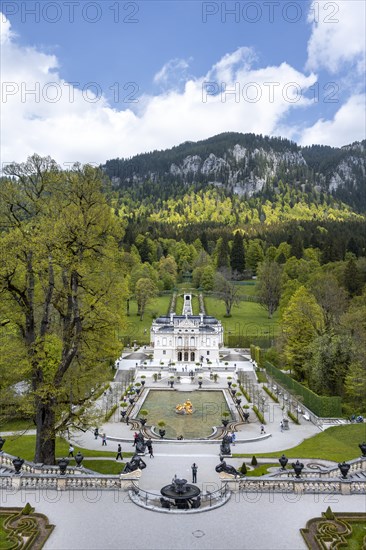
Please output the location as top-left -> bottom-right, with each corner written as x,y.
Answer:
233,424 -> 366,462
121,295 -> 171,344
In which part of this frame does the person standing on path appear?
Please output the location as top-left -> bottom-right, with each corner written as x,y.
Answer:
102,433 -> 107,446
280,421 -> 284,432
230,431 -> 236,446
116,443 -> 123,460
146,438 -> 154,458
94,428 -> 99,440
132,432 -> 138,446
260,425 -> 265,434
191,462 -> 198,483
68,444 -> 74,457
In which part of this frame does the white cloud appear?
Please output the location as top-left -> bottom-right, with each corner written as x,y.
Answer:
299,94 -> 366,147
306,0 -> 366,74
0,12 -> 363,167
153,58 -> 190,86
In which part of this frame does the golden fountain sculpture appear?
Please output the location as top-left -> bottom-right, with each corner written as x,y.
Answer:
175,400 -> 193,415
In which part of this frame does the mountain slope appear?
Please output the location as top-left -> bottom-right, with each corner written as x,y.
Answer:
103,133 -> 366,211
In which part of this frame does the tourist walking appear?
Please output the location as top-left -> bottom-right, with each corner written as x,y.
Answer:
102,433 -> 107,446
260,425 -> 265,434
68,444 -> 74,457
280,421 -> 284,432
146,438 -> 154,458
94,428 -> 99,440
116,443 -> 123,461
191,462 -> 198,483
230,431 -> 236,446
132,432 -> 138,446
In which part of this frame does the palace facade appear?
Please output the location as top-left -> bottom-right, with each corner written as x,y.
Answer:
150,294 -> 223,366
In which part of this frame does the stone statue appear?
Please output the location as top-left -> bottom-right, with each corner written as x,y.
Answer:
215,460 -> 241,477
135,432 -> 146,454
123,455 -> 147,473
220,434 -> 231,455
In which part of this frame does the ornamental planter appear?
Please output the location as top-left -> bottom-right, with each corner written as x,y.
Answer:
159,429 -> 166,438
338,461 -> 350,479
279,454 -> 288,470
12,457 -> 24,474
292,460 -> 304,478
359,442 -> 366,457
74,452 -> 84,467
58,457 -> 69,475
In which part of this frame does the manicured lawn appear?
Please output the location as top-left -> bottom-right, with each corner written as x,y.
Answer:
205,296 -> 279,342
120,295 -> 172,344
248,463 -> 283,476
0,418 -> 34,432
3,435 -> 118,461
233,424 -> 366,462
83,460 -> 125,474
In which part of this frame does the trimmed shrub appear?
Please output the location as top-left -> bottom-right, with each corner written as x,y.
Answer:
251,456 -> 258,466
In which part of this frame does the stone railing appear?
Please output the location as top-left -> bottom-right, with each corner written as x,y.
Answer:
0,452 -> 140,491
0,472 -> 140,491
0,453 -> 95,476
266,457 -> 366,480
218,456 -> 366,495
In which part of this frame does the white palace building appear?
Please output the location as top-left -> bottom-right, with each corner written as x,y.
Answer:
150,294 -> 224,366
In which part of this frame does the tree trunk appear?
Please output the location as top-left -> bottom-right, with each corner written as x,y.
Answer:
34,399 -> 56,464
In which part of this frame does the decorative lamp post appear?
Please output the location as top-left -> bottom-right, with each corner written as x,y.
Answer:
58,457 -> 69,475
198,377 -> 203,388
74,452 -> 84,467
0,436 -> 6,452
12,457 -> 24,474
291,460 -> 304,478
359,442 -> 366,457
279,454 -> 288,470
338,461 -> 350,479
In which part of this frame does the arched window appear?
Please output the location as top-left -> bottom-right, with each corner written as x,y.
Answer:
190,352 -> 195,362
184,351 -> 188,361
178,337 -> 182,346
178,352 -> 182,361
190,336 -> 195,346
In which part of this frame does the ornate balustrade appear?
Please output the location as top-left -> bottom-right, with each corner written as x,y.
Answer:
0,452 -> 140,491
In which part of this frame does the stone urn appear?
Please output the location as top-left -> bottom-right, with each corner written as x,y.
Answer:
292,460 -> 304,478
159,429 -> 166,439
279,454 -> 288,470
74,452 -> 84,467
359,442 -> 366,457
58,457 -> 70,475
338,461 -> 350,479
243,412 -> 250,422
12,457 -> 24,474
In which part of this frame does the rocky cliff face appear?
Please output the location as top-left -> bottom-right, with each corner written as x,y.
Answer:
104,133 -> 366,209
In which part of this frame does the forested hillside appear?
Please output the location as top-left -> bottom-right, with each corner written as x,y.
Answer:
104,132 -> 366,212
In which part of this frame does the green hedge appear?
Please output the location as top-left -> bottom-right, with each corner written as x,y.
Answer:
265,361 -> 342,417
228,336 -> 272,348
252,406 -> 265,424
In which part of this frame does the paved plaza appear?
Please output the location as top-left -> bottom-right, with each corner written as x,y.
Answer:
2,373 -> 365,550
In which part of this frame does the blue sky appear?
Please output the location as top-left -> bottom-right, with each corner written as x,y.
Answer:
1,1 -> 365,165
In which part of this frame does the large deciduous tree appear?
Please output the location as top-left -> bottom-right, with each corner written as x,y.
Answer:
0,155 -> 127,464
135,277 -> 158,320
214,273 -> 240,316
282,286 -> 324,381
257,260 -> 282,318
